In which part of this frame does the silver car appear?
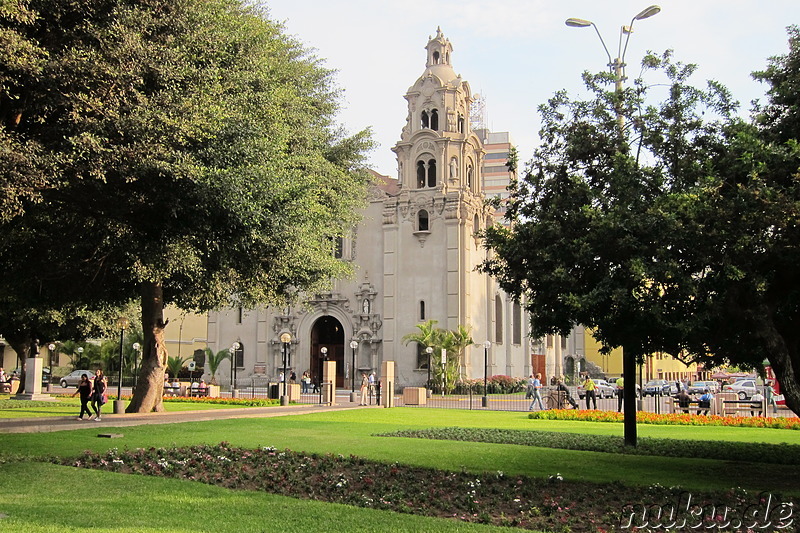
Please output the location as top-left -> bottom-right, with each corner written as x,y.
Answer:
59,370 -> 93,388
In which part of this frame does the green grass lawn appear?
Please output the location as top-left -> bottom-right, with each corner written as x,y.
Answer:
0,397 -> 246,418
1,408 -> 798,496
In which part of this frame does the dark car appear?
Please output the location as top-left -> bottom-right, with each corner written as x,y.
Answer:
11,367 -> 51,387
642,379 -> 676,396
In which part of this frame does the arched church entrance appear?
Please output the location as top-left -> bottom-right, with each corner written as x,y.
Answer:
310,315 -> 345,388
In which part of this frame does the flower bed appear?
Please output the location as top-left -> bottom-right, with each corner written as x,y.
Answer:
60,443 -> 798,532
529,409 -> 800,430
377,427 -> 800,465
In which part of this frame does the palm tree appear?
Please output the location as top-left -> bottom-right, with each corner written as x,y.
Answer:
206,348 -> 231,386
402,320 -> 473,394
166,355 -> 190,379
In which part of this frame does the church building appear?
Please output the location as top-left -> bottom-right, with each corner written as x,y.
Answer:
207,29 -> 547,388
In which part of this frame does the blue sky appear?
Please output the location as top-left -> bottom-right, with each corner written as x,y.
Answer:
263,0 -> 800,177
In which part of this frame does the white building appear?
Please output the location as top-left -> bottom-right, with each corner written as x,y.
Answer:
208,29 -> 559,388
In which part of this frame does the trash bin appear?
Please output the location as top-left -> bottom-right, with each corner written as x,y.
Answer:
268,383 -> 279,399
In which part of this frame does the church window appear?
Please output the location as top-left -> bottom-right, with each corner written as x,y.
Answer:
467,165 -> 473,188
418,209 -> 429,231
419,300 -> 426,320
513,301 -> 522,345
237,306 -> 243,324
432,51 -> 440,64
421,110 -> 429,129
495,295 -> 503,344
427,159 -> 436,187
473,214 -> 479,236
458,114 -> 464,133
430,109 -> 439,130
416,161 -> 426,188
333,236 -> 344,259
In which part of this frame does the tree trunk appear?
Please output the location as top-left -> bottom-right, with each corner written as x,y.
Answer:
623,347 -> 637,447
125,281 -> 169,413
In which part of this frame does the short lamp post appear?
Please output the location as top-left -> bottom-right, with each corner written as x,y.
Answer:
441,349 -> 447,397
349,340 -> 358,402
320,346 -> 328,402
47,343 -> 56,392
280,333 -> 292,405
425,346 -> 433,398
132,342 -> 141,392
230,341 -> 241,397
114,316 -> 129,414
482,341 -> 491,407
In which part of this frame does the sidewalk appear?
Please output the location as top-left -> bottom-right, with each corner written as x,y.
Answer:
0,399 -> 370,434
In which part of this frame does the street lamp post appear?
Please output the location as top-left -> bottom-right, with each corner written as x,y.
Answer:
349,340 -> 358,402
566,5 -> 661,448
114,317 -> 129,414
46,343 -> 56,392
425,346 -> 433,398
566,5 -> 661,132
482,341 -> 491,407
280,333 -> 291,405
320,346 -> 328,403
230,341 -> 241,397
132,342 -> 141,392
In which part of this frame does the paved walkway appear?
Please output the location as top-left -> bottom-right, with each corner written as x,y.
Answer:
0,399 -> 371,434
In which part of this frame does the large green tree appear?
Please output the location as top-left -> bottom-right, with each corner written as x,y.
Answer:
0,0 -> 372,411
481,37 -> 800,432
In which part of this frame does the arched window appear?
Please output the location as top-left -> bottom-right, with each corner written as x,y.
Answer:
473,214 -> 479,236
466,165 -> 473,188
421,110 -> 429,129
430,109 -> 439,131
417,161 -> 426,188
333,236 -> 344,259
495,295 -> 503,344
418,209 -> 429,231
433,51 -> 440,64
513,301 -> 522,344
419,300 -> 426,320
237,307 -> 243,324
427,159 -> 436,187
458,114 -> 464,133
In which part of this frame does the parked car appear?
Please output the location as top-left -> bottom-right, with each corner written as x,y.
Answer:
723,379 -> 758,400
642,379 -> 677,396
59,370 -> 94,388
577,378 -> 615,399
688,381 -> 719,394
11,367 -> 50,386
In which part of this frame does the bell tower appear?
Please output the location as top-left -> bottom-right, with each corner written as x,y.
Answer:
383,28 -> 493,380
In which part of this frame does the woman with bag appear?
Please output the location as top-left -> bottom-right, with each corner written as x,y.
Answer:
91,369 -> 108,421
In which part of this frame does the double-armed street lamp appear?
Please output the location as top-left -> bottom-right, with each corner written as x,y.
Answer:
566,5 -> 661,131
115,316 -> 129,414
280,333 -> 292,405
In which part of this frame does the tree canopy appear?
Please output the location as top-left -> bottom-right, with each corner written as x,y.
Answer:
0,0 -> 373,411
481,30 -> 800,417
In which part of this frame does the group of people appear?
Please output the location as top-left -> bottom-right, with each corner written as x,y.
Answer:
359,372 -> 376,405
526,373 -> 580,411
70,369 -> 107,421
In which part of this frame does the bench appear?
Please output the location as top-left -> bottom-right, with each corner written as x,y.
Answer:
188,387 -> 209,398
667,398 -> 717,415
722,400 -> 762,417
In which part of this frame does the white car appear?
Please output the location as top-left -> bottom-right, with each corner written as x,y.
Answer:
59,370 -> 94,388
723,379 -> 758,400
577,378 -> 615,399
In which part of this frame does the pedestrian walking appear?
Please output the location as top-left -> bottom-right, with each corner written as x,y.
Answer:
71,374 -> 93,420
528,373 -> 544,410
616,376 -> 624,412
90,369 -> 107,421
